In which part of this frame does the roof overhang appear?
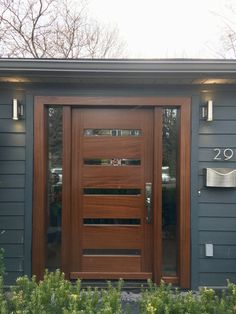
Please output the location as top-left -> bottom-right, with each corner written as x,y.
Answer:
1,58 -> 236,84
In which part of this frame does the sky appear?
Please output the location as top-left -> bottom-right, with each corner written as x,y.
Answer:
88,0 -> 235,58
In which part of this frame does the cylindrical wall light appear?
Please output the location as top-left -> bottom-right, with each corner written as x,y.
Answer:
12,99 -> 23,120
207,100 -> 213,121
202,100 -> 213,122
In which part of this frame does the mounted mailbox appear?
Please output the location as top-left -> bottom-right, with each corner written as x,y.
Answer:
205,168 -> 236,188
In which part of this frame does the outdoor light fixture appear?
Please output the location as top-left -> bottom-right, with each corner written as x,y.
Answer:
202,100 -> 213,121
12,98 -> 23,120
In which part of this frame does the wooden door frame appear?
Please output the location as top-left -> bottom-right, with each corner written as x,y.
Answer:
33,96 -> 190,288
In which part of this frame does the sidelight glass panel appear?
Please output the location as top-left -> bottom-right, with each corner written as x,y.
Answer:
84,129 -> 142,136
83,218 -> 140,225
84,188 -> 141,195
46,107 -> 62,271
84,158 -> 141,166
162,108 -> 179,277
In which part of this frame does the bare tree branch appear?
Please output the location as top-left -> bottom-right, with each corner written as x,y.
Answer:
0,0 -> 125,58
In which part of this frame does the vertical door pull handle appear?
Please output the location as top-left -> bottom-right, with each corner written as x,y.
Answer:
145,182 -> 152,223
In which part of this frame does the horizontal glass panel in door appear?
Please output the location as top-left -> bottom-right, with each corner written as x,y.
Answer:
84,129 -> 142,136
84,158 -> 141,166
46,106 -> 62,271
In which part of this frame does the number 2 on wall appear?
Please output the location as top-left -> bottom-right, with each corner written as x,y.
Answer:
213,148 -> 234,161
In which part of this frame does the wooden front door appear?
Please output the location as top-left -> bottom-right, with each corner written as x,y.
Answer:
70,108 -> 154,280
33,96 -> 191,288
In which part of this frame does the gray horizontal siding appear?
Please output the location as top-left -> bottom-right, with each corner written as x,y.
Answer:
0,175 -> 25,188
0,133 -> 25,146
0,230 -> 24,244
4,258 -> 23,272
0,147 -> 25,161
199,217 -> 236,231
0,189 -> 25,202
199,245 -> 236,258
200,231 -> 236,245
0,92 -> 26,286
198,93 -> 236,287
199,203 -> 236,217
0,161 -> 25,174
0,120 -> 25,133
0,203 -> 24,215
199,135 -> 236,147
199,148 -> 236,162
199,273 -> 236,286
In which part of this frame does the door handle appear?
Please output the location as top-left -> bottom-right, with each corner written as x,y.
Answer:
145,182 -> 152,223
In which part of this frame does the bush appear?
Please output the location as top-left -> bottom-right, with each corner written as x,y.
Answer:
140,279 -> 236,314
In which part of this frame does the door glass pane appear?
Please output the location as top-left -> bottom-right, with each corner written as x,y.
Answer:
83,218 -> 140,225
46,107 -> 62,270
84,188 -> 141,195
84,158 -> 141,166
162,108 -> 179,276
84,129 -> 142,136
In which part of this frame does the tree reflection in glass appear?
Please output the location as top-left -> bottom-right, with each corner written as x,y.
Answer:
162,108 -> 179,277
46,107 -> 62,270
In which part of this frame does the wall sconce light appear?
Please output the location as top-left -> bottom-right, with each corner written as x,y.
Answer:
12,99 -> 24,120
202,100 -> 213,121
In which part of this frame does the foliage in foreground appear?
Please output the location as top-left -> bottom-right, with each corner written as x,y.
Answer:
2,247 -> 236,313
140,279 -> 236,314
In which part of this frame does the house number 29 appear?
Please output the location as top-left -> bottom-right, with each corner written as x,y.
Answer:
213,148 -> 234,161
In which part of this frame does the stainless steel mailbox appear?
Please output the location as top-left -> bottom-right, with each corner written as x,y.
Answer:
205,168 -> 236,188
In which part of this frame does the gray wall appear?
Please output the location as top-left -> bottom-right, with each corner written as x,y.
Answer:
0,83 -> 236,288
198,91 -> 236,287
0,90 -> 26,285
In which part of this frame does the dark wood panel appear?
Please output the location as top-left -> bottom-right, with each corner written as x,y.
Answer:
0,202 -> 24,215
82,109 -> 146,128
82,166 -> 141,188
0,147 -> 25,161
199,245 -> 236,259
82,256 -> 141,272
179,100 -> 191,289
83,137 -> 142,158
0,161 -> 25,174
0,189 -> 24,202
0,230 -> 24,243
35,96 -> 190,107
83,226 -> 142,249
0,216 -> 24,229
199,231 -> 236,245
0,175 -> 25,188
83,195 -> 141,218
70,272 -> 152,280
0,134 -> 25,146
0,119 -> 25,133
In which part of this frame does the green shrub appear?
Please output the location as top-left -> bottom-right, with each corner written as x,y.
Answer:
140,280 -> 236,314
9,270 -> 123,314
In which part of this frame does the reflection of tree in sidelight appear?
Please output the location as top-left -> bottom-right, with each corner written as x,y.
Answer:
0,0 -> 125,58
